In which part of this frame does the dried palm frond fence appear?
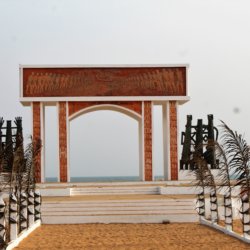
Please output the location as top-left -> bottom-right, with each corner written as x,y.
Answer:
191,120 -> 250,244
0,117 -> 42,250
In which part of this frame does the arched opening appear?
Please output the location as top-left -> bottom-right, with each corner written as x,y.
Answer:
69,105 -> 142,182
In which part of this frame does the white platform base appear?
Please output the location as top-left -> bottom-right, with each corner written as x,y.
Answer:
42,198 -> 198,224
38,181 -> 241,197
37,181 -> 197,196
42,214 -> 197,224
38,181 -> 241,224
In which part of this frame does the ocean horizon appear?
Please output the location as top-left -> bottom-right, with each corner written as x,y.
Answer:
45,174 -> 240,182
45,176 -> 165,182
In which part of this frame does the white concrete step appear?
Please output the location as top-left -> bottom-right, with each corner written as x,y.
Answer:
70,186 -> 159,195
42,200 -> 195,210
38,181 -> 197,197
42,199 -> 194,205
41,198 -> 197,224
42,204 -> 193,210
42,214 -> 198,224
42,210 -> 196,216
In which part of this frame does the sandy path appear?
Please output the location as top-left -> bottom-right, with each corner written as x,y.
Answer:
15,223 -> 249,250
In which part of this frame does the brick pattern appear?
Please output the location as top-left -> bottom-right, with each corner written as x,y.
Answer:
144,101 -> 152,181
23,67 -> 186,97
59,102 -> 68,182
169,101 -> 178,180
68,101 -> 142,117
32,102 -> 41,182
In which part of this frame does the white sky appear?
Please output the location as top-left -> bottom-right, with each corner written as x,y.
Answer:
0,0 -> 250,178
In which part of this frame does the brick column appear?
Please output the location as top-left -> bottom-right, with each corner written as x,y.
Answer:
169,101 -> 178,180
144,101 -> 152,181
58,102 -> 68,182
32,102 -> 41,182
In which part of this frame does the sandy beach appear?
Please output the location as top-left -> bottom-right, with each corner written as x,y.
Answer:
15,223 -> 249,250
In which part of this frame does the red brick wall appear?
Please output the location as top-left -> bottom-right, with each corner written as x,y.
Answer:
59,102 -> 68,182
144,101 -> 152,181
23,67 -> 186,97
32,102 -> 41,182
169,101 -> 178,180
68,101 -> 142,117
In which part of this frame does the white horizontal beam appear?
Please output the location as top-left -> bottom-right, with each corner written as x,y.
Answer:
20,96 -> 190,106
19,64 -> 189,69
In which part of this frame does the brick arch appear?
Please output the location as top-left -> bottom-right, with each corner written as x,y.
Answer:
68,101 -> 142,119
68,102 -> 142,123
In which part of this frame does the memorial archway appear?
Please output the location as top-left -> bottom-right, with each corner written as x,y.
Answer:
20,65 -> 189,183
69,104 -> 141,181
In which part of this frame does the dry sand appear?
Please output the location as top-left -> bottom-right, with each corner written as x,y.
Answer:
15,223 -> 249,250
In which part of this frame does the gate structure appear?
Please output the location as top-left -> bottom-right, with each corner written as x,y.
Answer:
19,65 -> 189,183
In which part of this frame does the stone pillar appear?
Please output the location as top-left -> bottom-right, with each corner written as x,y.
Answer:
20,192 -> 28,232
143,101 -> 152,181
0,195 -> 6,245
58,102 -> 68,182
28,190 -> 35,227
169,101 -> 178,180
210,189 -> 218,223
197,189 -> 205,219
9,192 -> 18,242
34,190 -> 41,221
32,102 -> 44,183
241,193 -> 250,239
224,191 -> 233,231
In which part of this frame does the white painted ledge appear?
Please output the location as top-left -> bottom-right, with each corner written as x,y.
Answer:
159,186 -> 197,195
42,214 -> 197,224
200,218 -> 250,244
6,220 -> 41,250
19,64 -> 190,68
37,180 -> 192,188
39,188 -> 71,197
20,96 -> 190,104
178,170 -> 195,180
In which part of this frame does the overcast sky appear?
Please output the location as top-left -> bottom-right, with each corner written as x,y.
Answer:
0,0 -> 250,179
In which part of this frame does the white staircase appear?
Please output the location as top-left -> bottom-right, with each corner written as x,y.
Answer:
70,186 -> 160,195
37,181 -> 196,197
41,198 -> 198,224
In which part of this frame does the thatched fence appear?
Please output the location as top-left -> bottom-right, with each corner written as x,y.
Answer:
0,117 -> 42,249
192,121 -> 250,243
